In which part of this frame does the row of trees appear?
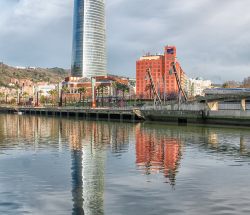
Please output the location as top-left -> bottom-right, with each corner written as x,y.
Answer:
222,76 -> 250,88
0,81 -> 131,107
52,82 -> 130,107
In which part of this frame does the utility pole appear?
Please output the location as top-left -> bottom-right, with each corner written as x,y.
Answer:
91,77 -> 96,108
58,83 -> 62,107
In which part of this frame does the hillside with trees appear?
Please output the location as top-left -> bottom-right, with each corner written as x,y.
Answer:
0,63 -> 69,87
222,77 -> 250,88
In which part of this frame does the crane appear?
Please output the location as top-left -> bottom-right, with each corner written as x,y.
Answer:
170,62 -> 188,102
146,67 -> 162,106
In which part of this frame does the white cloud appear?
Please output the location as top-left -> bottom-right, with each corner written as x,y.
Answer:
0,0 -> 250,82
106,0 -> 250,82
0,0 -> 73,67
0,0 -> 72,34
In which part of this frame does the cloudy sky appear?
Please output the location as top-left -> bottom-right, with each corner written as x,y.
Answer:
0,0 -> 250,83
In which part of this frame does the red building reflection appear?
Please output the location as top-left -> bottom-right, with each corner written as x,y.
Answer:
136,126 -> 182,185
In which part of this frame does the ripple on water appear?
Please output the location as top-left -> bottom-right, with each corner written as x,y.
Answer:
1,115 -> 250,214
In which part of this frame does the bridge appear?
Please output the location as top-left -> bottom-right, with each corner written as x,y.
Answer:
139,89 -> 250,126
198,88 -> 250,111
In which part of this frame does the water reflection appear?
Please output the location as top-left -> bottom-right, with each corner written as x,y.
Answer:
1,115 -> 250,214
136,124 -> 182,186
66,120 -> 132,215
71,150 -> 84,215
67,122 -> 106,215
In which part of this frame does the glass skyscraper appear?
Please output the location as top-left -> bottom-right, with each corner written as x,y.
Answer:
71,0 -> 107,78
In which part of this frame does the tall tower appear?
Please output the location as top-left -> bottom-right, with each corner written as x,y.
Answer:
71,0 -> 107,78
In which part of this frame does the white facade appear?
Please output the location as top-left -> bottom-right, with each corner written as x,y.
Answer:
188,78 -> 212,97
71,0 -> 107,78
36,85 -> 57,96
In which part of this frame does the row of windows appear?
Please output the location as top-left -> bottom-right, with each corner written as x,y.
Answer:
84,55 -> 106,60
84,37 -> 105,43
85,11 -> 105,19
72,0 -> 107,77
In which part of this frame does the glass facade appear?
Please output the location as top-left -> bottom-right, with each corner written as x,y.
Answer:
71,0 -> 107,78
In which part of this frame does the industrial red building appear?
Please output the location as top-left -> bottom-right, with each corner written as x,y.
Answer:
136,46 -> 187,99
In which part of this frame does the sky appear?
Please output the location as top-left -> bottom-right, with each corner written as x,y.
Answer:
0,0 -> 250,83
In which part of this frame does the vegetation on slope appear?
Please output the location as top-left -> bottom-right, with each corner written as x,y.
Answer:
0,63 -> 69,87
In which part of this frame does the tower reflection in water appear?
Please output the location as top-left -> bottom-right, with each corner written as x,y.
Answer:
136,124 -> 182,186
2,115 -> 250,214
66,120 -> 132,215
67,121 -> 106,215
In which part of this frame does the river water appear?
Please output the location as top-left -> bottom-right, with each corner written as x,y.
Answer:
0,114 -> 250,215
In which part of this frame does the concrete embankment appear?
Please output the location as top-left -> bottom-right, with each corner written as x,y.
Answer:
205,110 -> 250,126
141,109 -> 250,126
1,106 -> 250,127
0,107 -> 144,122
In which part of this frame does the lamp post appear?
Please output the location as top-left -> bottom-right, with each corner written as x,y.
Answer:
91,78 -> 96,108
17,89 -> 20,105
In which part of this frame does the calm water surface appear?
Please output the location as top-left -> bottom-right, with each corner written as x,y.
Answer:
0,114 -> 250,215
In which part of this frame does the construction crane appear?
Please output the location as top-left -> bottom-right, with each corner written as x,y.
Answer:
146,67 -> 162,106
170,62 -> 188,102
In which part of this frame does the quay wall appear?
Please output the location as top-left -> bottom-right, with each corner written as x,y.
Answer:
1,106 -> 250,127
205,110 -> 250,126
142,109 -> 250,126
0,107 -> 142,122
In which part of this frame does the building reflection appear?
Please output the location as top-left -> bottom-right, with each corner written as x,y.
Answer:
1,114 -> 250,213
64,120 -> 132,215
65,121 -> 106,215
71,149 -> 84,215
136,124 -> 182,186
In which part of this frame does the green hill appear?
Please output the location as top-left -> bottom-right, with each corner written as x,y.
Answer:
0,63 -> 69,87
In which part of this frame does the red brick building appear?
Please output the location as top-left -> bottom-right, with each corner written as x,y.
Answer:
136,46 -> 187,99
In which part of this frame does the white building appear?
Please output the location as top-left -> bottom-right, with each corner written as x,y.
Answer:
71,0 -> 107,78
188,78 -> 212,97
36,85 -> 57,96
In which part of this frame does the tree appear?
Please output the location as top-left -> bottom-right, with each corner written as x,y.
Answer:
222,81 -> 239,88
22,92 -> 29,105
60,86 -> 69,106
78,87 -> 86,106
62,86 -> 70,93
241,77 -> 250,88
0,92 -> 5,103
97,84 -> 107,106
40,95 -> 46,104
116,82 -> 129,100
48,89 -> 58,105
